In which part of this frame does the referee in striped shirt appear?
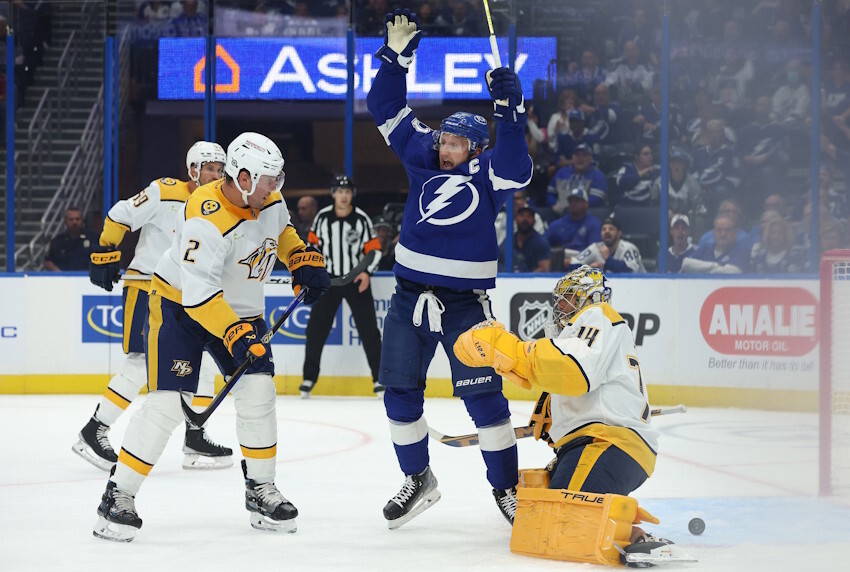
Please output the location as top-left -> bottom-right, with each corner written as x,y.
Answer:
300,175 -> 384,397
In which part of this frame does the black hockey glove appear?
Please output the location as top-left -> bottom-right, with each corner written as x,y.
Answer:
486,67 -> 527,125
288,246 -> 331,305
89,246 -> 121,292
374,9 -> 422,72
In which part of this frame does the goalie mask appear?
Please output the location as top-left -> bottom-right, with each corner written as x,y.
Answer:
186,141 -> 226,184
225,132 -> 286,204
551,265 -> 611,332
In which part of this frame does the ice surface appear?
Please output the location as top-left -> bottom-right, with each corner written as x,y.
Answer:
1,395 -> 847,571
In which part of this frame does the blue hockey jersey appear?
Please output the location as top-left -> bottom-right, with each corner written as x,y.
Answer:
366,64 -> 532,290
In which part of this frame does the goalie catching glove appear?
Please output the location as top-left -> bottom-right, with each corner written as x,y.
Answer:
453,321 -> 532,389
224,321 -> 269,360
486,67 -> 526,125
287,245 -> 330,305
89,246 -> 121,292
375,8 -> 422,71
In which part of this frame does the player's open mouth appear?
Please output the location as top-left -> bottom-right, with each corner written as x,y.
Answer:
441,160 -> 453,169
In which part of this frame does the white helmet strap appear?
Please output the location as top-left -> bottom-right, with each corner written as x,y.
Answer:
233,171 -> 257,205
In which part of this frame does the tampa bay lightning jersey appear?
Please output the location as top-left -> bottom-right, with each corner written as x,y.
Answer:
366,64 -> 533,290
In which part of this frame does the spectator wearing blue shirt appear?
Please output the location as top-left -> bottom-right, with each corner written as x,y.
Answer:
682,214 -> 751,273
658,214 -> 697,273
546,143 -> 608,213
171,0 -> 208,37
581,84 -> 625,154
616,144 -> 660,205
566,49 -> 606,101
555,109 -> 599,164
543,187 -> 602,255
690,119 -> 740,213
696,198 -> 750,249
499,206 -> 551,273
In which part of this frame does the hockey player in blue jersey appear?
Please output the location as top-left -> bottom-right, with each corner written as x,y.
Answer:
366,9 -> 532,530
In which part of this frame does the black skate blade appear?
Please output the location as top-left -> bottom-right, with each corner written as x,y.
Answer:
387,489 -> 441,530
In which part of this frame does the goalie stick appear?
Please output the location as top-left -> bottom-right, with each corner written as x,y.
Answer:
428,404 -> 687,448
179,251 -> 377,426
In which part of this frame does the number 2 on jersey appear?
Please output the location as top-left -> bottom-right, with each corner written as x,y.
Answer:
183,240 -> 200,263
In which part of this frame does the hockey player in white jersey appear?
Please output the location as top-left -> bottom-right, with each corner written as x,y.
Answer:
571,217 -> 645,273
75,142 -> 232,471
454,266 -> 685,565
92,132 -> 330,542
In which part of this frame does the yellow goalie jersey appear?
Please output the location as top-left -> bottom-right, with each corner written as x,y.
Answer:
99,178 -> 191,283
538,302 -> 659,478
151,180 -> 305,339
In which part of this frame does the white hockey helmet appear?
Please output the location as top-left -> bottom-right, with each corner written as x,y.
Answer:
186,141 -> 226,184
225,132 -> 285,204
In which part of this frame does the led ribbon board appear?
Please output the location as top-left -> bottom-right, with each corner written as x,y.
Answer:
158,36 -> 557,100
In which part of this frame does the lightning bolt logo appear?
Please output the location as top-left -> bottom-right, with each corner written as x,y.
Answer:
418,175 -> 479,226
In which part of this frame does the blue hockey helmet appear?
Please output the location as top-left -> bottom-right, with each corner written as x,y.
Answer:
438,112 -> 490,152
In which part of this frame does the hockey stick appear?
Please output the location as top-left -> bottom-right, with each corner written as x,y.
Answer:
428,404 -> 687,448
482,0 -> 501,67
181,288 -> 307,427
179,252 -> 375,425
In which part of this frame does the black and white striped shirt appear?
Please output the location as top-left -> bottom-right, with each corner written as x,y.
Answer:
308,206 -> 382,277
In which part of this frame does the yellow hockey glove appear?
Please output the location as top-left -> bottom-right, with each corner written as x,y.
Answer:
223,321 -> 267,360
453,321 -> 530,386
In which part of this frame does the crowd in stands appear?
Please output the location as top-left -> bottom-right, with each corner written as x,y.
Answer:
489,0 -> 850,274
120,0 -> 850,275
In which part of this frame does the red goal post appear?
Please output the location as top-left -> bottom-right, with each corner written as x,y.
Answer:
820,249 -> 850,496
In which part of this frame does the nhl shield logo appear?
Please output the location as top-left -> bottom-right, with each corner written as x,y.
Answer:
517,300 -> 552,341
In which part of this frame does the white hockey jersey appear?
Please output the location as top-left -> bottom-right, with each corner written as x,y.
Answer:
100,178 -> 192,288
151,180 -> 305,338
573,239 -> 646,273
527,302 -> 658,477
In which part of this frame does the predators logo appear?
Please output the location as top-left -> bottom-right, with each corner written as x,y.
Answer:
238,237 -> 278,281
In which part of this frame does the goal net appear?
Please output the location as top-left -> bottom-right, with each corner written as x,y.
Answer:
821,250 -> 850,496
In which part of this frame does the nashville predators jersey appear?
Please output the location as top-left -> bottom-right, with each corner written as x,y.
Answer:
151,180 -> 305,339
528,302 -> 659,477
99,178 -> 192,287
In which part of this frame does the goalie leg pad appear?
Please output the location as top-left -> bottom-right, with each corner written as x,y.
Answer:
510,488 -> 659,566
112,390 -> 184,495
233,373 -> 278,483
95,353 -> 147,426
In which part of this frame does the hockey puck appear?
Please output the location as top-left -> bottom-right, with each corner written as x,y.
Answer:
688,517 -> 705,535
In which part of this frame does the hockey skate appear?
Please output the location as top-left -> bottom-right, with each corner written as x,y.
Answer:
493,487 -> 517,525
93,481 -> 142,542
383,466 -> 441,530
242,460 -> 298,533
182,422 -> 233,469
299,379 -> 315,399
373,380 -> 385,394
617,531 -> 698,568
72,413 -> 118,471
